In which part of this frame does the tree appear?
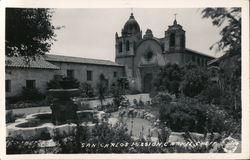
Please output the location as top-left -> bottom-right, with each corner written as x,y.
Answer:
201,8 -> 241,56
201,8 -> 241,120
153,63 -> 183,97
6,8 -> 60,58
97,74 -> 109,106
110,78 -> 129,108
181,65 -> 209,98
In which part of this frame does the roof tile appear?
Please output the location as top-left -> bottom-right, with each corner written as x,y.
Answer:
5,56 -> 60,70
45,54 -> 123,67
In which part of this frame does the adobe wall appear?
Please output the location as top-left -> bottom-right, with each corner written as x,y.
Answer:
51,62 -> 125,88
6,63 -> 125,98
5,68 -> 56,97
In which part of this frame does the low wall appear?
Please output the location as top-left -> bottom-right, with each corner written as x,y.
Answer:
7,111 -> 106,140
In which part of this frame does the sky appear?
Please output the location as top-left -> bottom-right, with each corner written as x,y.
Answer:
49,8 -> 223,61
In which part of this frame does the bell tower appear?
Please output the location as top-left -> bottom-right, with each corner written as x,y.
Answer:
163,16 -> 186,54
115,13 -> 142,78
115,13 -> 142,57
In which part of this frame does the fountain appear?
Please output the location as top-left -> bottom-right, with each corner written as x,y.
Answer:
49,88 -> 79,125
7,88 -> 106,140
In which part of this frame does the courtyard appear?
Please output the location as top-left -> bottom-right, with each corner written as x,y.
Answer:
5,7 -> 243,154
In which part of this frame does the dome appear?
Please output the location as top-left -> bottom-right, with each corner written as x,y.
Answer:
122,13 -> 141,36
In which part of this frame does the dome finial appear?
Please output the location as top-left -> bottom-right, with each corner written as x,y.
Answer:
130,8 -> 134,19
130,12 -> 134,19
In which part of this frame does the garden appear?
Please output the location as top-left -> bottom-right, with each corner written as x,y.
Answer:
6,7 -> 241,154
6,60 -> 241,153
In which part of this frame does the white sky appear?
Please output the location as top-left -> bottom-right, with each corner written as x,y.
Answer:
49,8 -> 224,61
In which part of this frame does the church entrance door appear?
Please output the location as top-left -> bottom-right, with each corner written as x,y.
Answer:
143,73 -> 153,93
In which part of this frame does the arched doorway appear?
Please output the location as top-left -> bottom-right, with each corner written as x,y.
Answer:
143,73 -> 153,93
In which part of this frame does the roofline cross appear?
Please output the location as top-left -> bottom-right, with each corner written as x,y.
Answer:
174,13 -> 177,20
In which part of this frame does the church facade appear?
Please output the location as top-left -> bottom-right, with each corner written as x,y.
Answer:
115,13 -> 214,92
5,13 -> 215,98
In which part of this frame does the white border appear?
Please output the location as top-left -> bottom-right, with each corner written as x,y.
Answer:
0,0 -> 249,159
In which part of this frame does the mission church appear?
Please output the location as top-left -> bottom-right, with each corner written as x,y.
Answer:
6,13 -> 214,98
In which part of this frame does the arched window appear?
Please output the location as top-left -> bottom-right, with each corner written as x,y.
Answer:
119,42 -> 122,52
181,35 -> 185,48
170,33 -> 175,47
126,40 -> 130,51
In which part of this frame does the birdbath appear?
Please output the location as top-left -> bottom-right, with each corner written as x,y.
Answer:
48,88 -> 80,125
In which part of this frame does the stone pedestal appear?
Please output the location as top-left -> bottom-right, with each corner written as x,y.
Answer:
49,89 -> 80,125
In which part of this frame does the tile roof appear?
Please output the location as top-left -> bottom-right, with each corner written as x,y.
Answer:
5,56 -> 60,70
185,48 -> 216,58
45,54 -> 123,67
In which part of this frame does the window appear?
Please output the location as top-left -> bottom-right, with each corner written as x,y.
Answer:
170,33 -> 175,47
119,42 -> 122,52
192,56 -> 195,62
87,70 -> 92,81
126,40 -> 130,51
197,57 -> 200,65
113,71 -> 117,78
67,69 -> 74,79
6,80 -> 11,92
26,80 -> 35,89
204,59 -> 207,66
181,35 -> 185,48
145,51 -> 153,61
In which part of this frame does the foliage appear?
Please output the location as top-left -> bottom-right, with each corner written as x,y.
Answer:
218,55 -> 241,120
79,82 -> 95,97
201,8 -> 241,56
6,99 -> 50,110
110,78 -> 129,108
197,82 -> 223,105
96,75 -> 109,106
6,136 -> 39,154
151,92 -> 173,105
180,131 -> 224,153
6,110 -> 24,123
74,100 -> 92,110
201,8 -> 241,121
153,63 -> 183,97
6,8 -> 60,58
54,121 -> 133,153
157,126 -> 172,143
20,87 -> 45,101
159,96 -> 238,135
47,76 -> 80,89
181,65 -> 209,98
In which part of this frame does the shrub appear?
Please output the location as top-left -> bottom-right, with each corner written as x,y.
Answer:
47,76 -> 80,89
40,131 -> 51,140
80,82 -> 95,97
157,126 -> 172,143
151,92 -> 173,105
6,110 -> 24,123
153,63 -> 183,97
159,96 -> 238,134
181,67 -> 209,98
197,82 -> 223,105
110,78 -> 129,108
54,121 -> 133,153
20,87 -> 45,101
180,131 -> 224,153
6,136 -> 39,154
